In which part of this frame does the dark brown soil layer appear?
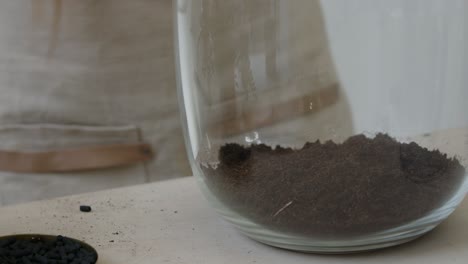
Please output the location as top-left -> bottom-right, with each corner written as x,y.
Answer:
202,134 -> 465,238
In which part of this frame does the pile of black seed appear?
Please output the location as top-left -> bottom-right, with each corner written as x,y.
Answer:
0,235 -> 97,264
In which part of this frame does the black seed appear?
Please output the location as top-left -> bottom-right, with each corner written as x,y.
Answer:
79,205 -> 92,212
35,254 -> 48,264
21,256 -> 33,264
46,251 -> 60,259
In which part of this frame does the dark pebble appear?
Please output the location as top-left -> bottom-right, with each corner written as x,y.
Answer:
79,205 -> 92,212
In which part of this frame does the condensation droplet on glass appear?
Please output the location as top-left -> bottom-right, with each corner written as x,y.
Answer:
245,131 -> 261,144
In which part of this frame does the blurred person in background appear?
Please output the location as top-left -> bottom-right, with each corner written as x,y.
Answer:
0,1 -> 191,206
0,0 -> 351,206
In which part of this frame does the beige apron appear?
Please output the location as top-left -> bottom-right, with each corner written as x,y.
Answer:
0,0 -> 191,206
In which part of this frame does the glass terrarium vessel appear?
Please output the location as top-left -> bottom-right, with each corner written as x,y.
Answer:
174,0 -> 468,253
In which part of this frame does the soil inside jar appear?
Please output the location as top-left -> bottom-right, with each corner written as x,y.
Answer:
201,133 -> 466,238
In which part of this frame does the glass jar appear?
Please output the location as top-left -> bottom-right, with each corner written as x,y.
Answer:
174,0 -> 468,253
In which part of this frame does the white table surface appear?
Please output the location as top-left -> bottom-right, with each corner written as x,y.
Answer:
0,177 -> 466,264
